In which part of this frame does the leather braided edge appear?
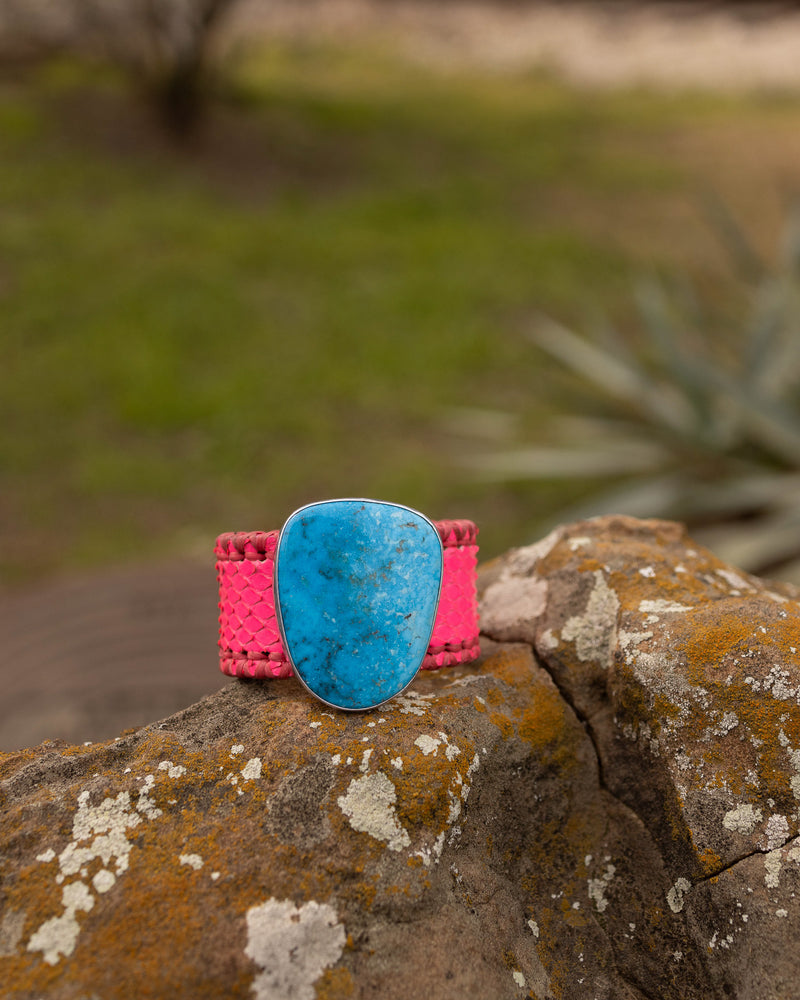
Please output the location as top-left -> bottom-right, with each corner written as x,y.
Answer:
420,636 -> 481,670
215,530 -> 278,561
215,519 -> 477,559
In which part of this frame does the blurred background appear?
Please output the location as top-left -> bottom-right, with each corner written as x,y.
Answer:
3,0 -> 800,749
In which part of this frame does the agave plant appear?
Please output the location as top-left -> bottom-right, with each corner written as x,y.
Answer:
468,208 -> 800,582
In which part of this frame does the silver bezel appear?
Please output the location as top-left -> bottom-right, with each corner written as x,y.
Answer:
273,498 -> 444,712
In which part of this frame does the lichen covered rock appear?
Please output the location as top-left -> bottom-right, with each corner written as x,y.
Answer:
482,515 -> 800,999
2,515 -> 800,998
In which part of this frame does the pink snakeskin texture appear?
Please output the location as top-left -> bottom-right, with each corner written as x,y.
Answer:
215,520 -> 479,680
421,542 -> 480,669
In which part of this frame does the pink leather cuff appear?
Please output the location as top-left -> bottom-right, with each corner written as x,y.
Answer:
215,519 -> 480,680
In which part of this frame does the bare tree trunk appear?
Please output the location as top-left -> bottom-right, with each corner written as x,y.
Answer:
0,0 -> 240,137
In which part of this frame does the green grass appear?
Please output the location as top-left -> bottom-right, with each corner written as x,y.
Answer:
2,43 -> 800,581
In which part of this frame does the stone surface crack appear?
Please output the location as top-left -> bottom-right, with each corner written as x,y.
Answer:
512,637 -> 735,1000
693,834 -> 800,887
524,642 -> 679,1000
480,623 -> 628,771
523,642 -> 613,796
500,637 -> 664,856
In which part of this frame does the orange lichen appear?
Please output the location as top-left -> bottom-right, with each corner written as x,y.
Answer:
315,965 -> 356,999
488,711 -> 514,741
501,947 -> 520,969
517,683 -> 572,751
679,610 -> 768,679
698,847 -> 723,876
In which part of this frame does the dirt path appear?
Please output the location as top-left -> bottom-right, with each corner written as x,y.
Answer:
233,0 -> 800,90
0,560 -> 224,751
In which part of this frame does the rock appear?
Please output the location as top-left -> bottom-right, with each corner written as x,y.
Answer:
481,515 -> 800,999
2,515 -> 800,999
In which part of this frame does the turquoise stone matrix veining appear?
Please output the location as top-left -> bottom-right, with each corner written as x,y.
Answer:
274,499 -> 443,711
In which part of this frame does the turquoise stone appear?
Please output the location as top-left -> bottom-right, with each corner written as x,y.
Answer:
274,500 -> 443,711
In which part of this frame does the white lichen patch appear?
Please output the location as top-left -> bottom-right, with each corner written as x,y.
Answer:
414,831 -> 447,867
245,898 -> 346,1000
92,869 -> 116,894
762,814 -> 790,852
415,735 -> 442,756
562,571 -> 619,667
441,733 -> 461,761
527,918 -> 539,937
713,931 -> 735,951
512,970 -> 527,988
540,628 -> 559,651
667,877 -> 692,914
712,712 -> 740,737
241,758 -> 262,781
390,757 -> 403,770
638,599 -> 694,615
158,760 -> 187,779
386,692 -> 433,716
337,773 -> 411,851
762,666 -> 797,701
137,775 -> 162,819
723,803 -> 763,836
230,744 -> 244,756
764,853 -> 783,888
359,749 -> 373,773
27,771 -> 175,965
587,862 -> 616,912
60,790 -> 141,879
639,566 -> 656,578
27,880 -> 94,965
465,752 -> 481,792
778,730 -> 800,799
446,790 -> 462,825
445,674 -> 488,689
179,853 -> 204,871
716,568 -> 754,592
625,648 -> 695,718
618,630 -> 653,650
620,720 -> 660,756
